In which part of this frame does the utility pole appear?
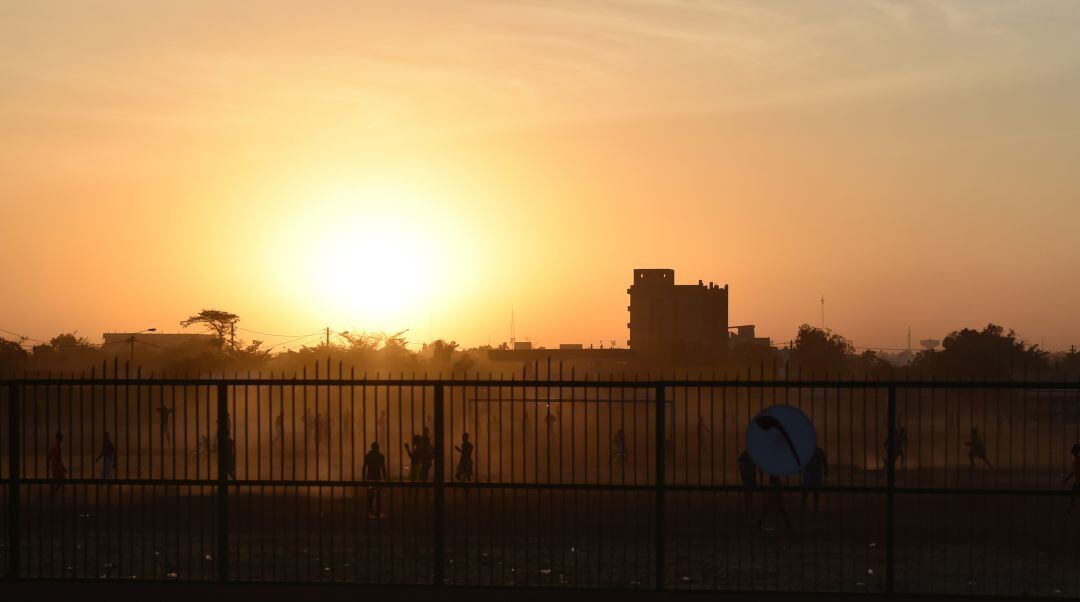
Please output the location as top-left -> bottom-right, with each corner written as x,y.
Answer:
129,327 -> 157,362
820,295 -> 825,330
230,323 -> 235,352
326,326 -> 330,347
907,326 -> 912,351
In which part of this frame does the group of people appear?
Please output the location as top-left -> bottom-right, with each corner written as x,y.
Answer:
881,424 -> 994,471
737,445 -> 828,531
736,436 -> 1080,530
358,430 -> 475,520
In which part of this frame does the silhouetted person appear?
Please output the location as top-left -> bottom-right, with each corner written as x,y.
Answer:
155,403 -> 175,447
757,475 -> 792,531
737,450 -> 759,510
423,425 -> 436,482
965,425 -> 992,469
882,426 -> 908,470
363,442 -> 387,519
420,426 -> 434,481
47,431 -> 67,496
219,425 -> 236,479
1064,443 -> 1080,515
94,431 -> 117,480
611,429 -> 627,474
801,446 -> 828,511
697,415 -> 711,439
455,433 -> 474,482
271,411 -> 284,445
404,435 -> 425,482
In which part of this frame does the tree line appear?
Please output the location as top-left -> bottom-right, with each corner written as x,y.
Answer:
3,309 -> 1079,380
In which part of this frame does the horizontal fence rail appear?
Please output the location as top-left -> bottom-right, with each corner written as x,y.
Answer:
2,372 -> 1079,596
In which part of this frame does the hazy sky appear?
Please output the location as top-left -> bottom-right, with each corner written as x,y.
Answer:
3,1 -> 1079,351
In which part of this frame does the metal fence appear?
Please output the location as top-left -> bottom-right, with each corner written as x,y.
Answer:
2,368 -> 1079,596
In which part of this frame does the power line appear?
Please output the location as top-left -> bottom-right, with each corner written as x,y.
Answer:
236,327 -> 324,338
277,334 -> 327,352
0,328 -> 45,343
265,332 -> 326,350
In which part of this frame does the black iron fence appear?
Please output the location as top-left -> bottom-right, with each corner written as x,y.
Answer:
2,368 -> 1079,595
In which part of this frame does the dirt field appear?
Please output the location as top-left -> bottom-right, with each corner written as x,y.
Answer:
3,479 -> 1078,596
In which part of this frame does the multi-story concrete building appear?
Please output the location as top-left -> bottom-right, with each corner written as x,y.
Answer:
626,268 -> 729,360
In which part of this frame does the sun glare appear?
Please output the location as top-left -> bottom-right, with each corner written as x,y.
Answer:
308,219 -> 433,320
264,180 -> 464,335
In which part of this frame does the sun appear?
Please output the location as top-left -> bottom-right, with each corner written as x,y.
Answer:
307,216 -> 435,322
266,180 -> 463,334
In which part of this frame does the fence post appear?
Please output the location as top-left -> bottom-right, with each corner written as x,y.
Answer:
655,383 -> 666,591
885,384 -> 896,594
433,384 -> 445,586
8,384 -> 20,580
216,383 -> 229,583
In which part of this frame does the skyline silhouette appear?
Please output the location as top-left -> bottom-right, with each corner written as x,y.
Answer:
3,3 -> 1080,351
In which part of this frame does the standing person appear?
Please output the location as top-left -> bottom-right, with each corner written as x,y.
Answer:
757,475 -> 793,531
47,432 -> 67,496
363,442 -> 388,519
155,403 -> 175,447
965,425 -> 993,469
94,431 -> 118,480
404,435 -> 424,482
882,425 -> 908,470
455,432 -> 474,482
697,415 -> 712,440
801,446 -> 828,511
271,411 -> 284,445
895,426 -> 908,469
737,450 -> 759,511
1063,443 -> 1080,515
611,429 -> 627,474
218,421 -> 236,479
420,426 -> 434,482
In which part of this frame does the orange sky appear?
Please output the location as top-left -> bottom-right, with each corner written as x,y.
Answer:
2,1 -> 1079,351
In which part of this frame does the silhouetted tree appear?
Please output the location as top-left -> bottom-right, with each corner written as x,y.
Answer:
30,332 -> 98,370
426,339 -> 459,365
791,325 -> 854,377
0,337 -> 30,374
1058,346 -> 1080,378
909,323 -> 1048,378
180,309 -> 239,350
849,349 -> 894,379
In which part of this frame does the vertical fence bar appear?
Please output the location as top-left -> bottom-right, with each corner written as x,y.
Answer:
8,384 -> 20,579
216,383 -> 229,583
434,384 -> 445,586
654,383 -> 665,591
886,384 -> 896,594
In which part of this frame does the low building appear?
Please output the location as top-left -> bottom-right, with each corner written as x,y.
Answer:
102,333 -> 222,357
